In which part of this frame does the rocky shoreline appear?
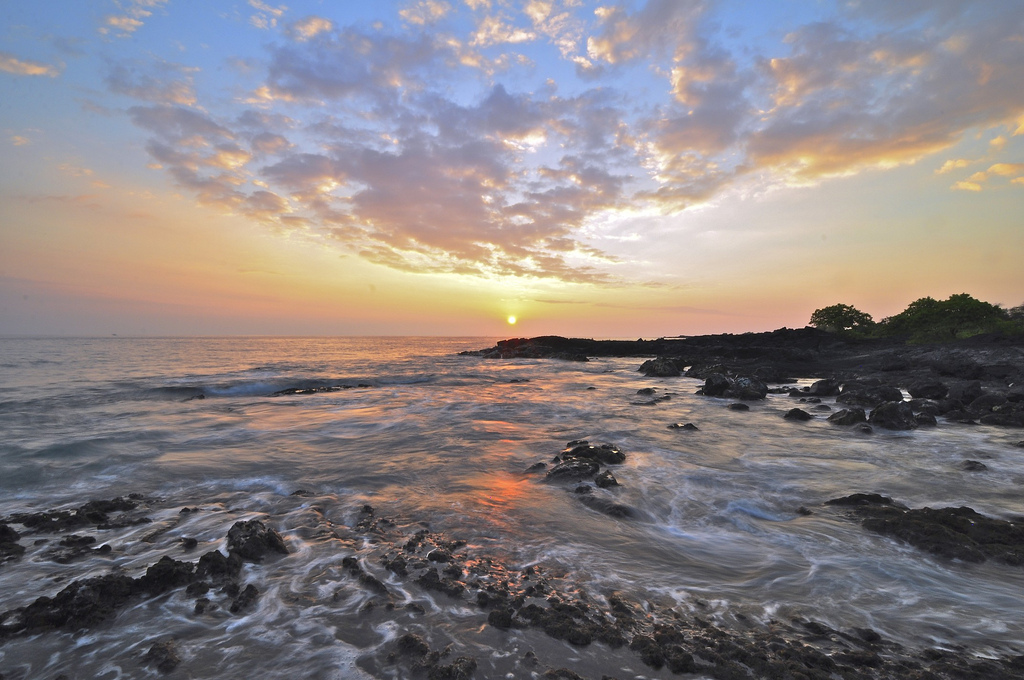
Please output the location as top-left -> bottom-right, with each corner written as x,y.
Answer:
3,461 -> 1024,678
463,329 -> 1024,432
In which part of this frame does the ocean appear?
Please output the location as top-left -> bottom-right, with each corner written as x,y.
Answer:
1,336 -> 1022,679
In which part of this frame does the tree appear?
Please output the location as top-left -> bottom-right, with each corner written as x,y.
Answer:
879,293 -> 1008,341
809,303 -> 874,332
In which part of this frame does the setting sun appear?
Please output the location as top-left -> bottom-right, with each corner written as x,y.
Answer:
507,315 -> 517,325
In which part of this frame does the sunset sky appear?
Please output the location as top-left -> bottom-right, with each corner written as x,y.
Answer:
2,1 -> 1022,336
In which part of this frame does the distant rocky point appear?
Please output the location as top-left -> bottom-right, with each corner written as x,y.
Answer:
463,329 -> 1024,429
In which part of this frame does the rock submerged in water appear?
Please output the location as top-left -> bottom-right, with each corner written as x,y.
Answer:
546,458 -> 600,482
226,519 -> 290,561
837,382 -> 904,409
0,524 -> 25,563
560,442 -> 626,465
0,517 -> 288,638
828,408 -> 867,426
638,357 -> 681,377
144,639 -> 181,673
701,374 -> 768,400
868,401 -> 918,430
826,494 -> 1024,566
784,408 -> 813,421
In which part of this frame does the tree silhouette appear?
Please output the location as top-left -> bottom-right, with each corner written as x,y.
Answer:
809,304 -> 874,332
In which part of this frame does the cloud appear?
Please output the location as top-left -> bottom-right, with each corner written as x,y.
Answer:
106,61 -> 198,105
290,16 -> 334,41
952,180 -> 982,192
936,158 -> 973,174
249,0 -> 287,30
121,1 -> 1024,285
400,1 -> 452,26
9,134 -> 31,146
470,15 -> 536,47
100,0 -> 168,38
0,51 -> 60,77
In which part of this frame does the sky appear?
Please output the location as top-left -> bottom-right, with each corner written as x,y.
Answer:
1,0 -> 1022,337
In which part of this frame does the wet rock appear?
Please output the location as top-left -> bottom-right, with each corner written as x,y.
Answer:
702,373 -> 731,397
636,387 -> 657,395
827,408 -> 867,426
728,402 -> 750,411
970,392 -> 1009,413
9,496 -> 142,533
668,422 -> 699,430
13,573 -> 137,633
546,459 -> 600,481
594,471 -> 619,488
830,496 -> 1024,566
961,460 -> 988,472
488,607 -> 514,629
46,534 -> 101,564
813,404 -> 832,411
561,443 -> 625,465
525,462 -> 547,473
806,378 -> 841,397
800,397 -> 822,403
428,656 -> 477,680
630,634 -> 665,669
630,394 -> 672,405
784,408 -> 813,421
908,398 -> 941,416
638,357 -> 680,377
868,401 -> 918,430
228,584 -> 260,613
0,524 -> 25,563
195,549 -> 243,581
577,494 -> 638,519
138,556 -> 196,595
724,377 -> 769,401
914,412 -> 938,427
979,411 -> 1024,427
417,568 -> 465,597
144,639 -> 181,673
837,382 -> 904,408
543,670 -> 586,680
226,519 -> 289,561
826,493 -> 899,507
181,537 -> 198,550
908,381 -> 949,400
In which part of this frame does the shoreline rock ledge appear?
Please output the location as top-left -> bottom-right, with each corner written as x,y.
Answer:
463,330 -> 1024,428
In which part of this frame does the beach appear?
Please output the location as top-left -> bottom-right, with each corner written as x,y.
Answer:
1,335 -> 1023,679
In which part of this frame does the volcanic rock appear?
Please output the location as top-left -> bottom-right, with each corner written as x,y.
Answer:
828,408 -> 867,426
638,357 -> 681,377
226,519 -> 289,562
868,401 -> 918,430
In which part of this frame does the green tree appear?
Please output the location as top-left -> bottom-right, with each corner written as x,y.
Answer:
809,303 -> 874,332
879,293 -> 1008,341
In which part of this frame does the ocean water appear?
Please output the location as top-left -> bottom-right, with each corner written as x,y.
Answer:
1,336 -> 1023,679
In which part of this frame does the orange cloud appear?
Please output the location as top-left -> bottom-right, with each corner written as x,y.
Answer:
0,51 -> 60,77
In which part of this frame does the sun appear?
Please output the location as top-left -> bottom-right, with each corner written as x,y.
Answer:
507,315 -> 517,325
